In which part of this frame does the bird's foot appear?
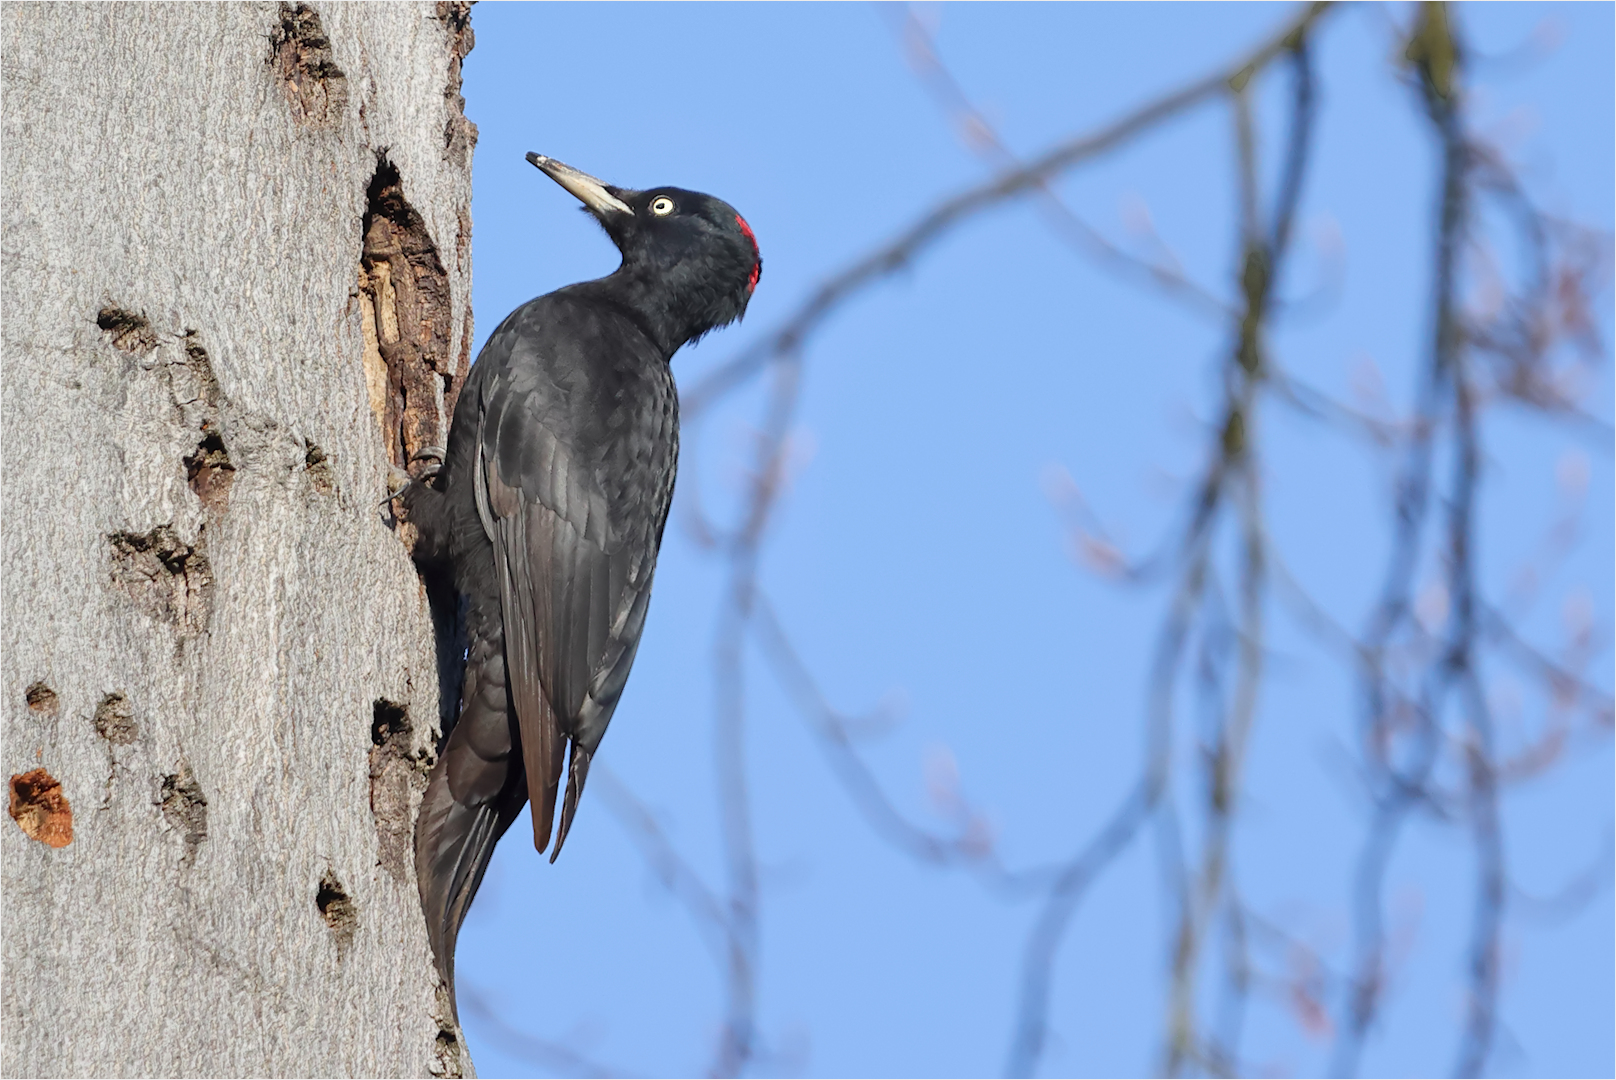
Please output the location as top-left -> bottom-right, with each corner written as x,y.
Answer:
381,446 -> 447,506
411,445 -> 447,473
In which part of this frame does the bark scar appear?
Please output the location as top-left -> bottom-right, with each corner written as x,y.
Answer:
9,768 -> 73,848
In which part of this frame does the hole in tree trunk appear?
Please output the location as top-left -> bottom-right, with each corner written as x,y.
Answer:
96,307 -> 157,354
93,692 -> 138,745
269,4 -> 348,126
358,157 -> 462,477
159,762 -> 208,866
184,428 -> 235,514
24,683 -> 58,717
109,525 -> 213,636
369,699 -> 429,884
316,871 -> 358,955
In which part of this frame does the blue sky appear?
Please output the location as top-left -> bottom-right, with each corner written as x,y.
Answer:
450,4 -> 1613,1076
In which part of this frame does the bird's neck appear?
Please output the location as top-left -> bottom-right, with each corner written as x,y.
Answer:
582,265 -> 726,359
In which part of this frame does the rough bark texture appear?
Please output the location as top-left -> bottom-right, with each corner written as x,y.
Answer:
1,4 -> 476,1076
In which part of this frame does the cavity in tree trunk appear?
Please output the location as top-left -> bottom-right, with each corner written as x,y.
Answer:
2,3 -> 478,1075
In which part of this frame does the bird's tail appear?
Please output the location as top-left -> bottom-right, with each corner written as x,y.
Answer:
414,639 -> 526,1018
550,741 -> 594,863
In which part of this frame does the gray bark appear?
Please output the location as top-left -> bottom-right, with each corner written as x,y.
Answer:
2,4 -> 476,1075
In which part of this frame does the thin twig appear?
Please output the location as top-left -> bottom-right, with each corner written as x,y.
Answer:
460,987 -> 634,1079
888,3 -> 1232,320
1334,9 -> 1480,1073
682,2 -> 1334,420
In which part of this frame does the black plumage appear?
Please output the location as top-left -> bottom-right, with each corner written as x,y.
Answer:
405,154 -> 761,1004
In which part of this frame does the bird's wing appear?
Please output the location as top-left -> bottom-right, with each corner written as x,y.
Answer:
474,361 -> 658,857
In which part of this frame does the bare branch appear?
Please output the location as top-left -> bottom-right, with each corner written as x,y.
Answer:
683,2 -> 1334,420
1333,9 -> 1510,1074
750,594 -> 1007,872
460,987 -> 634,1079
888,3 -> 1232,320
1508,826 -> 1615,925
594,768 -> 733,963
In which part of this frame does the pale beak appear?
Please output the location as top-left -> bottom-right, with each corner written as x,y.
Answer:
526,153 -> 633,218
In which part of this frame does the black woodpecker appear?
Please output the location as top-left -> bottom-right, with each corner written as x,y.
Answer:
405,154 -> 761,1007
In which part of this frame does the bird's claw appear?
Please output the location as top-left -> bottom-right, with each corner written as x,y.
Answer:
381,446 -> 448,506
409,445 -> 446,481
382,467 -> 414,506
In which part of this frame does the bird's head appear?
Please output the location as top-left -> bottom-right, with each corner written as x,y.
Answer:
528,153 -> 762,348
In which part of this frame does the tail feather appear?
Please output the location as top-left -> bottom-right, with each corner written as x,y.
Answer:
549,742 -> 593,864
414,642 -> 525,1018
416,765 -> 494,992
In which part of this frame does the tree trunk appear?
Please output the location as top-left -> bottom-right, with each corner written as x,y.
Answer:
2,3 -> 477,1075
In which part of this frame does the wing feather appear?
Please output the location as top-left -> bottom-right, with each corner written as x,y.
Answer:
482,455 -> 565,852
476,316 -> 674,858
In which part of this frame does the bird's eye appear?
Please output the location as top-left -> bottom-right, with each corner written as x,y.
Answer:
650,196 -> 675,216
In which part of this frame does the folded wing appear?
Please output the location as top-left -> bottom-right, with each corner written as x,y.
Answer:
474,360 -> 660,858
